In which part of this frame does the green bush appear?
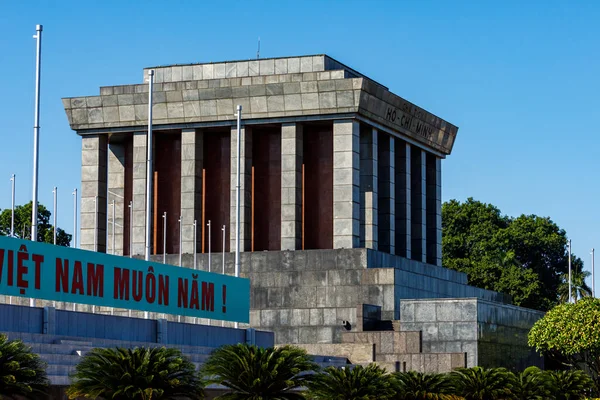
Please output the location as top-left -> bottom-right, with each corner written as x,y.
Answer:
393,370 -> 455,400
307,363 -> 395,399
450,367 -> 515,400
0,333 -> 49,399
201,344 -> 318,399
67,346 -> 203,399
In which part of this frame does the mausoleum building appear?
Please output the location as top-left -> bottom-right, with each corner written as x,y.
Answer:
60,55 -> 543,371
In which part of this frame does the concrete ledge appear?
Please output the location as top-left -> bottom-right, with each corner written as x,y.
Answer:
292,343 -> 375,364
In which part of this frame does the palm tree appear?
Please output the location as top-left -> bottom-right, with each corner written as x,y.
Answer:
67,346 -> 203,399
201,344 -> 317,399
0,334 -> 49,399
307,363 -> 395,399
558,270 -> 592,303
393,370 -> 455,400
451,367 -> 515,400
546,370 -> 594,400
511,366 -> 553,400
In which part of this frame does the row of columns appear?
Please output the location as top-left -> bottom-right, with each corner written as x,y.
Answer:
79,119 -> 442,266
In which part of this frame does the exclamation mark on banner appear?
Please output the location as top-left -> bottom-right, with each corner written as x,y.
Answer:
222,285 -> 227,313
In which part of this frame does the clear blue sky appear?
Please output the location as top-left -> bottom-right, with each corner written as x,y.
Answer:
1,1 -> 599,287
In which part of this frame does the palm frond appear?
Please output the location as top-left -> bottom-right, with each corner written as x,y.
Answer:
307,363 -> 395,399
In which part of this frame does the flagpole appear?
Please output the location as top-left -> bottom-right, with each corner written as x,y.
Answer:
31,24 -> 43,242
568,239 -> 572,303
53,187 -> 57,245
111,200 -> 115,254
222,225 -> 226,275
10,174 -> 15,237
234,105 -> 242,329
128,200 -> 133,257
94,196 -> 98,252
144,69 -> 154,262
207,220 -> 211,272
179,216 -> 182,266
163,212 -> 167,264
193,220 -> 197,269
592,248 -> 595,298
72,189 -> 77,248
222,224 -> 226,328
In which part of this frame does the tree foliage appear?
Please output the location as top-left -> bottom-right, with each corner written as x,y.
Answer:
307,364 -> 395,400
510,366 -> 554,400
558,270 -> 592,304
0,333 -> 49,399
0,201 -> 71,246
529,298 -> 600,387
450,366 -> 514,400
393,370 -> 455,399
442,198 -> 583,310
546,370 -> 595,400
201,343 -> 318,399
66,346 -> 203,399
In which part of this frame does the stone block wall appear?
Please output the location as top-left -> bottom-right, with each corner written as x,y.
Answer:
398,298 -> 544,370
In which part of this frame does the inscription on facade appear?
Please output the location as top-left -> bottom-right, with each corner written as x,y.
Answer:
384,106 -> 436,142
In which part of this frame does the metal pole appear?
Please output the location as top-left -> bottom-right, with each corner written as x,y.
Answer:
9,175 -> 14,304
72,189 -> 77,248
568,239 -> 572,303
111,200 -> 115,254
31,24 -> 42,242
234,105 -> 242,329
592,248 -> 595,298
128,200 -> 133,258
53,187 -> 57,245
163,212 -> 167,264
222,225 -> 226,327
179,216 -> 182,266
208,220 -> 211,272
10,174 -> 15,237
94,196 -> 98,252
193,220 -> 197,269
145,70 -> 154,262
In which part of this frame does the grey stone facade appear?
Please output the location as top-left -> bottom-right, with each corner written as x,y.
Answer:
181,128 -> 202,254
63,54 -> 454,265
399,298 -> 544,370
55,55 -> 545,371
280,123 -> 303,250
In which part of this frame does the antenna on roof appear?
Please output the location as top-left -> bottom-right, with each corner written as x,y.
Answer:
257,37 -> 260,59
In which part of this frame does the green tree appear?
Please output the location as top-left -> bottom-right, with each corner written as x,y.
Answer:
0,333 -> 49,399
528,298 -> 600,387
67,347 -> 203,399
558,269 -> 592,303
201,344 -> 317,399
442,198 -> 582,310
307,364 -> 395,400
450,366 -> 515,400
0,201 -> 71,246
393,370 -> 455,399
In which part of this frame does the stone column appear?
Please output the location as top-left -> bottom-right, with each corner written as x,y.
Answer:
181,129 -> 203,255
80,135 -> 107,252
360,126 -> 378,249
107,142 -> 125,256
230,126 -> 252,252
410,147 -> 427,262
377,133 -> 395,254
395,142 -> 411,259
281,123 -> 303,250
132,132 -> 147,256
333,120 -> 360,249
